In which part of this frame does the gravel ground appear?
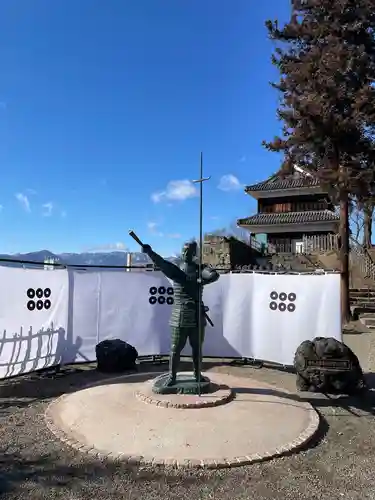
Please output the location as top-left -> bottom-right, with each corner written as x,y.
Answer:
1,360 -> 375,500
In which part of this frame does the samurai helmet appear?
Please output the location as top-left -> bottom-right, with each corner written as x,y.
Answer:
181,240 -> 197,262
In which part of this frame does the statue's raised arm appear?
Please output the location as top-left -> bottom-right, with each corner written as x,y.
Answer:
142,244 -> 187,285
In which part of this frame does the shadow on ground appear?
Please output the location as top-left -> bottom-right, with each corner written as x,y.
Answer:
0,359 -> 232,413
232,385 -> 375,418
0,450 -> 206,497
1,359 -> 374,417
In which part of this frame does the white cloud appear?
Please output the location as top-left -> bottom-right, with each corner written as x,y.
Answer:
147,222 -> 181,239
114,242 -> 127,249
218,174 -> 243,192
42,202 -> 54,216
0,205 -> 3,212
151,180 -> 198,203
147,221 -> 163,237
151,192 -> 162,203
26,188 -> 37,195
15,193 -> 31,212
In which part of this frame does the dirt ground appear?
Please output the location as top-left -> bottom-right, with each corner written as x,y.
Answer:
1,358 -> 375,500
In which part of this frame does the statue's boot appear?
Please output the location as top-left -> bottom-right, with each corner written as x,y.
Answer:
192,347 -> 204,383
166,349 -> 181,386
165,375 -> 176,387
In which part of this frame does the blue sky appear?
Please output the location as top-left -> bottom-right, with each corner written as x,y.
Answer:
0,0 -> 289,256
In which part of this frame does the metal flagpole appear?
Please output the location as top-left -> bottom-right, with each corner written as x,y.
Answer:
192,152 -> 211,396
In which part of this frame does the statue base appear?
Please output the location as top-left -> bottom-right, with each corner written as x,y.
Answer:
152,372 -> 213,395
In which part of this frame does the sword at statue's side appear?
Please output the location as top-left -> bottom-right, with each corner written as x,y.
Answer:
202,305 -> 214,327
128,229 -> 214,327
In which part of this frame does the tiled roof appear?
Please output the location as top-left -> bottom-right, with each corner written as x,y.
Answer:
237,210 -> 339,226
245,174 -> 320,192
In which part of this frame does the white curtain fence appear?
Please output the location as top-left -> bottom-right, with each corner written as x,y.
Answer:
0,267 -> 342,379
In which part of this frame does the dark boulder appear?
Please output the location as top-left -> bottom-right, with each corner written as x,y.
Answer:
96,339 -> 138,373
293,337 -> 366,394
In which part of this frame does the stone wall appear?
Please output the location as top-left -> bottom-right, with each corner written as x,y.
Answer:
203,234 -> 260,269
203,235 -> 231,268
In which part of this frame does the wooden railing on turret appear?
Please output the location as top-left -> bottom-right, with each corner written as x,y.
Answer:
302,234 -> 339,253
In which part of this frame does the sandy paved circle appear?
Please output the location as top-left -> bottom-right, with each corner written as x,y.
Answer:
45,371 -> 320,468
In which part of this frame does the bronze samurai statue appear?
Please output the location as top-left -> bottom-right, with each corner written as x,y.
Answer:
141,240 -> 220,387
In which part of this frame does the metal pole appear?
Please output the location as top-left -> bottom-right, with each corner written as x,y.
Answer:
192,152 -> 211,396
198,153 -> 203,396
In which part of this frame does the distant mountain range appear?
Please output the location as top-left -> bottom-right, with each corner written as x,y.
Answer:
0,250 -> 180,269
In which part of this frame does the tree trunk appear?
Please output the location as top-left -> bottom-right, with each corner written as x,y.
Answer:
339,190 -> 351,324
363,204 -> 373,248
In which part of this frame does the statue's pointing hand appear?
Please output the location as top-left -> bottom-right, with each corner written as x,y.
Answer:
141,244 -> 152,255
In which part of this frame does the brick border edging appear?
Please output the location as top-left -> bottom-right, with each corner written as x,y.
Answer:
135,381 -> 234,409
44,371 -> 320,469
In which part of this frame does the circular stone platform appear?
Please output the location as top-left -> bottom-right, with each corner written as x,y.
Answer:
45,371 -> 320,469
136,374 -> 233,408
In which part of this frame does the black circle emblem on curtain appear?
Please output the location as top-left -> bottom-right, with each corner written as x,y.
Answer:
149,285 -> 174,305
27,300 -> 36,311
269,291 -> 297,313
26,288 -> 52,311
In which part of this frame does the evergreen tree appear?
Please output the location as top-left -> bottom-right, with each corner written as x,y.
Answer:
263,0 -> 375,323
358,156 -> 375,248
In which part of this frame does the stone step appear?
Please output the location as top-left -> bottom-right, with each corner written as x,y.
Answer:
350,299 -> 375,305
350,292 -> 375,298
359,313 -> 375,319
351,308 -> 375,320
350,300 -> 375,307
360,317 -> 375,328
350,298 -> 375,307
